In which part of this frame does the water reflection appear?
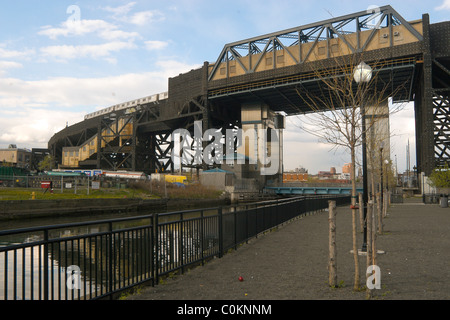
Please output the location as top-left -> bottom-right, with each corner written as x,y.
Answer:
0,223 -> 153,300
0,245 -> 107,300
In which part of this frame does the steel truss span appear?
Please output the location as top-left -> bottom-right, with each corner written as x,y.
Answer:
207,5 -> 423,81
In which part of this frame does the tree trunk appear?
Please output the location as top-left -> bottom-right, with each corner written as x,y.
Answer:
359,192 -> 364,232
366,200 -> 373,299
351,147 -> 360,291
384,191 -> 388,218
377,192 -> 382,235
328,200 -> 337,287
372,199 -> 378,267
386,191 -> 392,208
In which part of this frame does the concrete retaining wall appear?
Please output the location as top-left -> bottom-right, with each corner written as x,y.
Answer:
0,198 -> 168,221
0,198 -> 232,221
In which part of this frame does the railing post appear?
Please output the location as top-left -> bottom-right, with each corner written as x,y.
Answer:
180,211 -> 184,274
218,207 -> 223,258
108,222 -> 113,299
255,204 -> 258,239
276,198 -> 279,225
200,210 -> 204,266
245,205 -> 249,244
43,230 -> 49,301
234,209 -> 237,251
153,213 -> 159,285
148,216 -> 154,287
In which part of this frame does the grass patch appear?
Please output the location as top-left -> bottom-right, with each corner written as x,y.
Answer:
0,187 -> 152,201
0,180 -> 224,201
129,180 -> 224,200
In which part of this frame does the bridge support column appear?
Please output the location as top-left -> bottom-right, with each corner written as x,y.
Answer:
365,98 -> 391,193
229,103 -> 284,191
416,13 -> 435,178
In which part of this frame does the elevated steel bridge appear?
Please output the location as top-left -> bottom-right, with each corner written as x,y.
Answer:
48,5 -> 450,182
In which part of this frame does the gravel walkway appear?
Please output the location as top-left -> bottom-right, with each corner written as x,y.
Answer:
127,197 -> 450,300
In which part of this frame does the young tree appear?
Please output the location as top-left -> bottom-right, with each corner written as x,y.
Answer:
38,155 -> 56,171
294,53 -> 406,291
428,164 -> 450,189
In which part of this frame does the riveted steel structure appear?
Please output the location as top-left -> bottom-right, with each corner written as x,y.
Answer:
48,5 -> 450,177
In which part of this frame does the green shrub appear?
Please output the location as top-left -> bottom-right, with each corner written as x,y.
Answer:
428,164 -> 450,188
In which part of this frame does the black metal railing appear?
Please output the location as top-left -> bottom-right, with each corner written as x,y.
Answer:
0,195 -> 350,300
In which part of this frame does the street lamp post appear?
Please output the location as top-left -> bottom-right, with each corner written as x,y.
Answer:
353,61 -> 373,252
385,159 -> 390,192
380,142 -> 384,218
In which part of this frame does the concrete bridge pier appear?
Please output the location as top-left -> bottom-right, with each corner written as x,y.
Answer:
221,102 -> 285,200
365,98 -> 391,194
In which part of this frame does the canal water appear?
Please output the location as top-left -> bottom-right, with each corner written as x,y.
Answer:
0,209 -> 160,300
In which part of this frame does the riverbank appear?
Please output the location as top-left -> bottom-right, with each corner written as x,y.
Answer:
0,196 -> 232,221
0,198 -> 167,221
0,185 -> 230,221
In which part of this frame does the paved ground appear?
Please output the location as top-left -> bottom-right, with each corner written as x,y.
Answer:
127,196 -> 450,300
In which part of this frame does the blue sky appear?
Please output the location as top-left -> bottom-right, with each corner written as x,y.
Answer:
0,1 -> 448,173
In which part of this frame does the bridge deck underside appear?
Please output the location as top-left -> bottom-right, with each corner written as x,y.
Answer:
208,57 -> 418,116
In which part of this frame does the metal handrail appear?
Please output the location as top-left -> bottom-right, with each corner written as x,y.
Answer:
0,194 -> 350,300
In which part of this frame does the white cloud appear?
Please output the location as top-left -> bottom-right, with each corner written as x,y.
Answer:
436,0 -> 450,10
38,19 -> 140,41
0,60 -> 199,149
100,29 -> 140,41
0,108 -> 82,148
0,61 -> 22,70
0,59 -> 198,107
103,2 -> 165,26
128,10 -> 165,26
0,61 -> 23,76
0,47 -> 35,59
39,19 -> 106,39
155,60 -> 202,78
40,41 -> 136,62
144,40 -> 169,51
103,2 -> 137,17
283,117 -> 351,173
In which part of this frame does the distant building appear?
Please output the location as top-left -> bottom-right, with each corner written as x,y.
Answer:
338,173 -> 351,180
342,163 -> 351,174
318,167 -> 337,179
316,166 -> 352,182
0,145 -> 31,169
283,172 -> 308,182
295,167 -> 308,173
